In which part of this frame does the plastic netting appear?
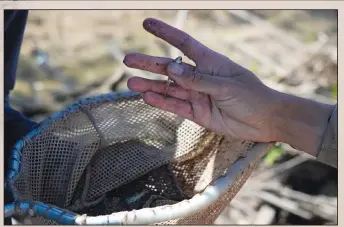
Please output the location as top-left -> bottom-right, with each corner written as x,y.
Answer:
6,91 -> 271,225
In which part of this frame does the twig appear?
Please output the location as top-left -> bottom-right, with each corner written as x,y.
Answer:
253,154 -> 311,181
238,182 -> 337,208
236,177 -> 337,222
252,191 -> 313,220
280,187 -> 336,207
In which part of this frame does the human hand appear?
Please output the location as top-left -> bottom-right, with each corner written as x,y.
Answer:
123,18 -> 334,155
123,18 -> 281,143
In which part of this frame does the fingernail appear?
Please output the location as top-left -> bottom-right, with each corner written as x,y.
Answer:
168,63 -> 184,76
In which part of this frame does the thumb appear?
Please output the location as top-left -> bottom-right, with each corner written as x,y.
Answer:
167,62 -> 222,96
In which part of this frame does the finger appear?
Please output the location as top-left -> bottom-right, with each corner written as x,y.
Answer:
123,52 -> 195,76
143,18 -> 213,63
167,62 -> 226,97
127,77 -> 191,101
129,77 -> 211,125
143,91 -> 194,121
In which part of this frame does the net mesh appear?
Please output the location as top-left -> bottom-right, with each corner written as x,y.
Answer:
10,92 -> 259,225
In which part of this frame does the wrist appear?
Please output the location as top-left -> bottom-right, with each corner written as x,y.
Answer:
271,91 -> 334,156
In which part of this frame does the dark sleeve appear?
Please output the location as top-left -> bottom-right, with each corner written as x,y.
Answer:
4,10 -> 37,210
4,9 -> 36,164
316,104 -> 338,168
4,10 -> 29,97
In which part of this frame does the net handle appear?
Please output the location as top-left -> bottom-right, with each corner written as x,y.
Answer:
4,201 -> 77,225
74,142 -> 274,225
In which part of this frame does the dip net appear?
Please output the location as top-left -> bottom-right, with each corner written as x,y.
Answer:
6,91 -> 272,225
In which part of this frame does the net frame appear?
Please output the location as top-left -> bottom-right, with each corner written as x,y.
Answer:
5,91 -> 274,225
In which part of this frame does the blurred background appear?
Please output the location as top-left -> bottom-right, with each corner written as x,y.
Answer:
12,10 -> 337,225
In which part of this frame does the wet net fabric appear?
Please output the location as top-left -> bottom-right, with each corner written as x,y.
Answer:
10,92 -> 256,225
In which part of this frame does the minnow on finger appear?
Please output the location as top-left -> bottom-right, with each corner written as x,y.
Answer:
165,56 -> 182,97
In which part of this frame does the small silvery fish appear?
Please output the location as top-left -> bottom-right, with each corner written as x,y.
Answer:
165,56 -> 182,97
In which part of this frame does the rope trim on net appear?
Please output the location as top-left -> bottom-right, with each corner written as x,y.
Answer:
5,91 -> 273,225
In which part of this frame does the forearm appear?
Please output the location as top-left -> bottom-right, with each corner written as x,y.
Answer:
273,91 -> 335,158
